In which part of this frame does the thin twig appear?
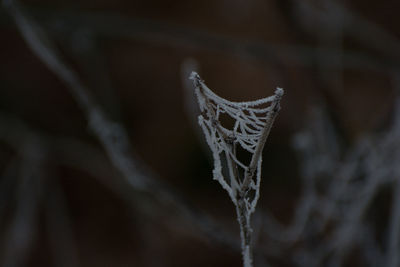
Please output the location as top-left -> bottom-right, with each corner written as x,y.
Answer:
191,72 -> 283,267
243,88 -> 283,191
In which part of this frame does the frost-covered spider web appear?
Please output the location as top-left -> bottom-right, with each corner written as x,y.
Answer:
190,71 -> 283,212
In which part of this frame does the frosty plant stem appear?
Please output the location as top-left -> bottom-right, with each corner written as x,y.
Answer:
190,72 -> 283,267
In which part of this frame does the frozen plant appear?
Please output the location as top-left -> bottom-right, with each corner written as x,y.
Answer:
190,72 -> 283,267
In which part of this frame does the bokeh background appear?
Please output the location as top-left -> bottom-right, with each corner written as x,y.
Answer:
1,0 -> 400,266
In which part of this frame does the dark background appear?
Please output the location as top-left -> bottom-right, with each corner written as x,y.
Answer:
0,0 -> 399,266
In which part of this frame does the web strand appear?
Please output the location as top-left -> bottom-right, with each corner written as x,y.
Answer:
191,71 -> 283,208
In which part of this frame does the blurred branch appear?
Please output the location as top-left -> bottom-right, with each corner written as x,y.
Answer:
0,3 -> 395,72
385,179 -> 400,267
258,101 -> 400,266
295,0 -> 400,65
67,28 -> 122,119
1,137 -> 43,267
0,110 -> 241,251
3,0 -> 241,253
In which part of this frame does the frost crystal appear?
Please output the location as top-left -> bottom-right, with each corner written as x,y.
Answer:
190,71 -> 283,211
190,71 -> 283,267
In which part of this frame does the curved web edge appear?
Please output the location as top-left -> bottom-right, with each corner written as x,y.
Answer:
191,71 -> 283,212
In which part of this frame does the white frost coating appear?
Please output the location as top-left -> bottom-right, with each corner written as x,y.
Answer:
191,72 -> 283,267
199,114 -> 237,203
190,72 -> 276,108
243,245 -> 252,267
191,71 -> 282,210
275,87 -> 284,97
